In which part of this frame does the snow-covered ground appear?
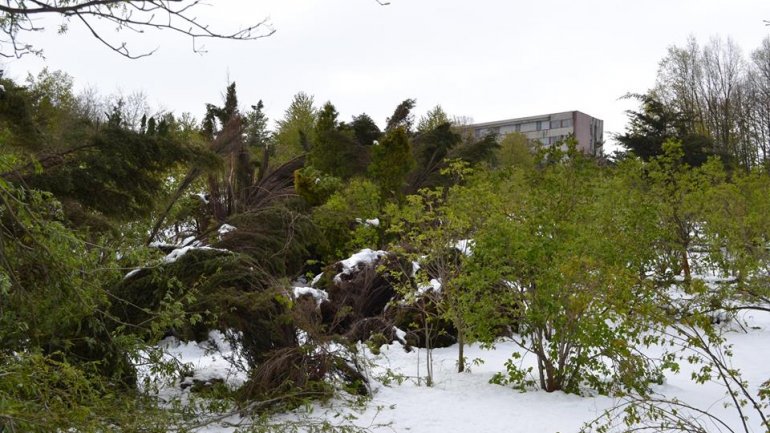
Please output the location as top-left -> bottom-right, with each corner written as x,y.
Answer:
154,309 -> 770,433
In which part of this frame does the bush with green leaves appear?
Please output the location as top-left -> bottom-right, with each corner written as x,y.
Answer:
458,144 -> 665,394
312,178 -> 383,263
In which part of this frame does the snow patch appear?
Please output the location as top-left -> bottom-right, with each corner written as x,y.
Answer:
123,268 -> 142,280
411,261 -> 421,275
163,246 -> 229,264
194,192 -> 209,204
355,217 -> 381,227
293,286 -> 329,306
418,278 -> 442,294
454,239 -> 475,256
218,224 -> 236,235
334,248 -> 388,283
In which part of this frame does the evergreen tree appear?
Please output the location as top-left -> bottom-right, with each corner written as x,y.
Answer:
368,127 -> 415,199
385,98 -> 416,132
408,121 -> 461,191
308,102 -> 364,179
617,93 -> 716,167
245,100 -> 270,149
350,112 -> 382,146
274,92 -> 317,165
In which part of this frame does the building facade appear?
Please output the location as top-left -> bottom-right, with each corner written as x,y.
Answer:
470,111 -> 604,155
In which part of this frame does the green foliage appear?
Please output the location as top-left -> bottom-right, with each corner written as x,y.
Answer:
312,178 -> 382,262
385,99 -> 415,132
0,352 -> 175,433
0,170 -> 179,430
0,72 -> 211,232
493,132 -> 534,170
698,167 -> 770,281
308,102 -> 367,179
417,105 -> 450,133
408,122 -> 461,190
617,92 -> 717,166
295,166 -> 344,206
458,148 -> 662,394
218,204 -> 319,278
112,248 -> 296,368
350,113 -> 382,146
0,75 -> 46,150
245,100 -> 271,150
385,161 -> 503,373
644,140 -> 726,282
367,127 -> 415,199
26,125 -> 205,223
448,131 -> 499,167
0,181 -> 117,359
274,92 -> 317,166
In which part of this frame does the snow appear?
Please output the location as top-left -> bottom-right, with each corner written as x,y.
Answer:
334,248 -> 388,283
417,278 -> 442,294
293,286 -> 329,306
163,246 -> 229,263
123,268 -> 142,279
138,331 -> 246,404
454,239 -> 475,256
355,217 -> 381,227
155,309 -> 770,433
411,261 -> 421,275
217,224 -> 236,235
195,192 -> 209,204
142,249 -> 770,433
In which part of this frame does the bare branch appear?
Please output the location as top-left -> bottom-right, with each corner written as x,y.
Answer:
0,1 -> 275,58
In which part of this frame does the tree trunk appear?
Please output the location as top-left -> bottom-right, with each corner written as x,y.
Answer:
681,247 -> 691,282
425,326 -> 433,387
457,330 -> 465,373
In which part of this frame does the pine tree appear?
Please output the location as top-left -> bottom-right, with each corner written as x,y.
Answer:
308,102 -> 363,179
368,127 -> 415,199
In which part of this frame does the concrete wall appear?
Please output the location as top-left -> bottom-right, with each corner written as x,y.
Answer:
471,110 -> 603,156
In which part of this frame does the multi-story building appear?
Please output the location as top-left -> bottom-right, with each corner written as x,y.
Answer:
469,110 -> 604,155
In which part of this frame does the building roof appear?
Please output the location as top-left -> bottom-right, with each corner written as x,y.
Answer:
469,110 -> 597,129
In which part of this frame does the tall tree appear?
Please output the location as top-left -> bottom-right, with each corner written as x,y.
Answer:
307,102 -> 364,179
417,105 -> 450,133
408,121 -> 461,191
274,92 -> 317,166
350,113 -> 382,146
368,127 -> 415,199
385,98 -> 416,133
748,37 -> 770,164
655,36 -> 759,167
616,92 -> 715,166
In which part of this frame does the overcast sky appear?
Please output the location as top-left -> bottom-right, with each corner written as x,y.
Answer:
5,0 -> 770,150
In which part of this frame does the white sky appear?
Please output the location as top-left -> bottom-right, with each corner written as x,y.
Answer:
5,0 -> 770,150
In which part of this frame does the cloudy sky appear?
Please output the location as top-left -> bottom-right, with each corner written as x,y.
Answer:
5,0 -> 770,150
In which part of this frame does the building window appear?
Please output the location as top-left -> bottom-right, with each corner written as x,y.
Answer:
521,122 -> 536,132
562,119 -> 573,128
